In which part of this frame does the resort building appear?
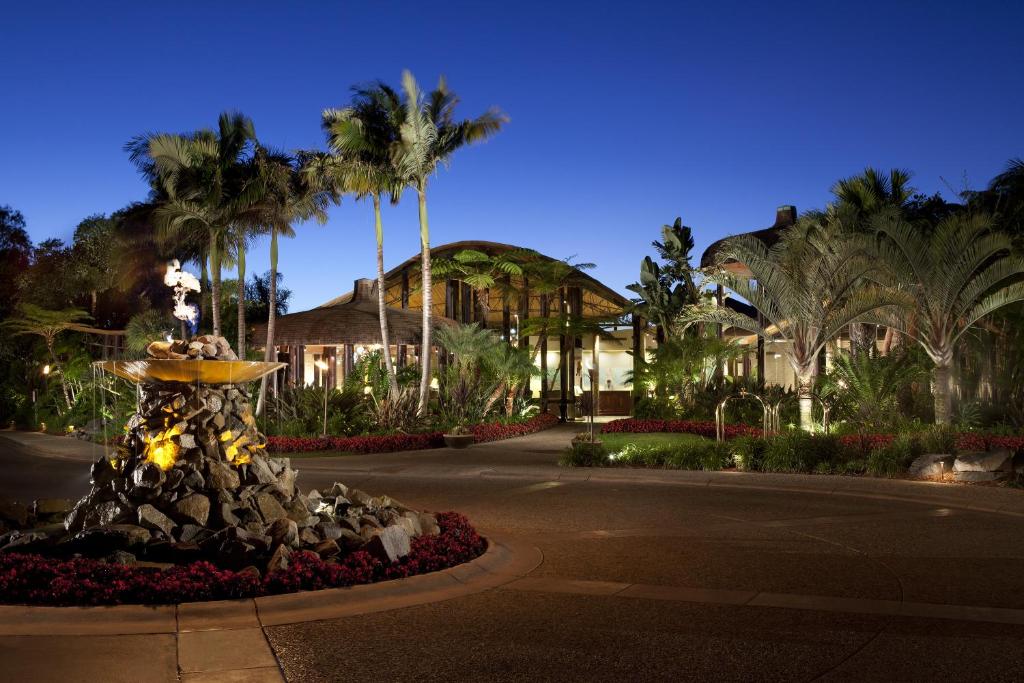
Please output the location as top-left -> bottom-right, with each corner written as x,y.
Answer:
257,241 -> 644,418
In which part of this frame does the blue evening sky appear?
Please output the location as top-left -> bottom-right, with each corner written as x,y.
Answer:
3,1 -> 1021,311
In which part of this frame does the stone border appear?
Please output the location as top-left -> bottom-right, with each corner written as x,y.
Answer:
0,533 -> 540,637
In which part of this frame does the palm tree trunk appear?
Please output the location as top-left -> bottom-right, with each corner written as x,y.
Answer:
796,370 -> 814,432
933,362 -> 953,424
209,232 -> 222,338
375,195 -> 400,399
256,228 -> 279,417
200,253 -> 210,332
416,185 -> 432,416
236,237 -> 246,358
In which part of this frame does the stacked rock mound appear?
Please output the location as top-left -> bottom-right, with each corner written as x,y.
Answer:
0,335 -> 438,575
146,334 -> 239,360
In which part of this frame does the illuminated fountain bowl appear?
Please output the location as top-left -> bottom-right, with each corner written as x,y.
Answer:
93,359 -> 286,385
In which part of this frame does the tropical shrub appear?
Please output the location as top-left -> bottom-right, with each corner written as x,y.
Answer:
559,440 -> 610,467
729,436 -> 767,471
760,432 -> 843,473
601,418 -> 760,439
262,385 -> 370,437
818,350 -> 926,430
866,434 -> 920,478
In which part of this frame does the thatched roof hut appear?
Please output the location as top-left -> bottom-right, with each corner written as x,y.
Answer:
252,278 -> 455,347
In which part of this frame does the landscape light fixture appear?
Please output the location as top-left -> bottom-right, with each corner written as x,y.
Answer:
42,364 -> 50,375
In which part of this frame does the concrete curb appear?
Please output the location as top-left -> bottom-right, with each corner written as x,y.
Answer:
0,533 -> 540,636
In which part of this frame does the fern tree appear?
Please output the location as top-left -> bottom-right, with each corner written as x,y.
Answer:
2,304 -> 90,410
689,209 -> 900,431
430,249 -> 524,326
870,209 -> 1024,424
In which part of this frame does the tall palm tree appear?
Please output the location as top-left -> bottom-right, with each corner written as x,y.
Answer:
870,209 -> 1024,424
244,148 -> 333,415
689,209 -> 900,430
126,112 -> 259,339
832,167 -> 914,215
832,168 -> 915,354
393,70 -> 508,415
321,83 -> 406,399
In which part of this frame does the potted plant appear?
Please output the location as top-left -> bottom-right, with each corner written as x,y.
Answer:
444,421 -> 476,449
444,421 -> 475,448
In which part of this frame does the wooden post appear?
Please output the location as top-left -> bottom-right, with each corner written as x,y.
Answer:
631,315 -> 643,413
502,276 -> 511,342
559,287 -> 568,422
343,343 -> 354,382
518,276 -> 530,350
540,292 -> 549,413
757,311 -> 766,388
398,270 -> 409,366
592,333 -> 601,417
461,282 -> 472,323
296,344 -> 306,387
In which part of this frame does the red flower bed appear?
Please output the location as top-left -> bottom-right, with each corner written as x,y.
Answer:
267,413 -> 559,453
267,432 -> 446,454
837,433 -> 896,453
470,413 -> 559,443
0,512 -> 484,606
600,418 -> 761,439
837,432 -> 1024,454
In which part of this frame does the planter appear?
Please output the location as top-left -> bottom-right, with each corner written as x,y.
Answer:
443,434 -> 476,449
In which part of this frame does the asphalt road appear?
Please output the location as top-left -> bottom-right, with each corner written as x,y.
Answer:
3,427 -> 1024,681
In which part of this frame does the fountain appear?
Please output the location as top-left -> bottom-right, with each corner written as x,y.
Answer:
0,334 -> 437,574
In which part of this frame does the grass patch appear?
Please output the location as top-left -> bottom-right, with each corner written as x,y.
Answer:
600,432 -> 708,452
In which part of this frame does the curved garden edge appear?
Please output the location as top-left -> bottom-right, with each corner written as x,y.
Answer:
542,465 -> 1024,517
0,532 -> 542,636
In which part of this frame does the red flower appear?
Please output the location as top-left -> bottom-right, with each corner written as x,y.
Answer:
266,414 -> 559,453
0,513 -> 485,606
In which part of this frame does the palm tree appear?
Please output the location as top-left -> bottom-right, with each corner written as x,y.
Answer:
2,304 -> 90,410
689,209 -> 900,430
244,148 -> 333,415
832,168 -> 916,354
832,167 -> 914,215
870,209 -> 1024,424
321,83 -> 405,399
393,70 -> 508,415
126,112 -> 259,339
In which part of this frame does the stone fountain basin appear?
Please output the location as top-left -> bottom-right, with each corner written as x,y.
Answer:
94,360 -> 286,384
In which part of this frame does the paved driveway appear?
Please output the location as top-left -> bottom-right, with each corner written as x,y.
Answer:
3,427 -> 1024,681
